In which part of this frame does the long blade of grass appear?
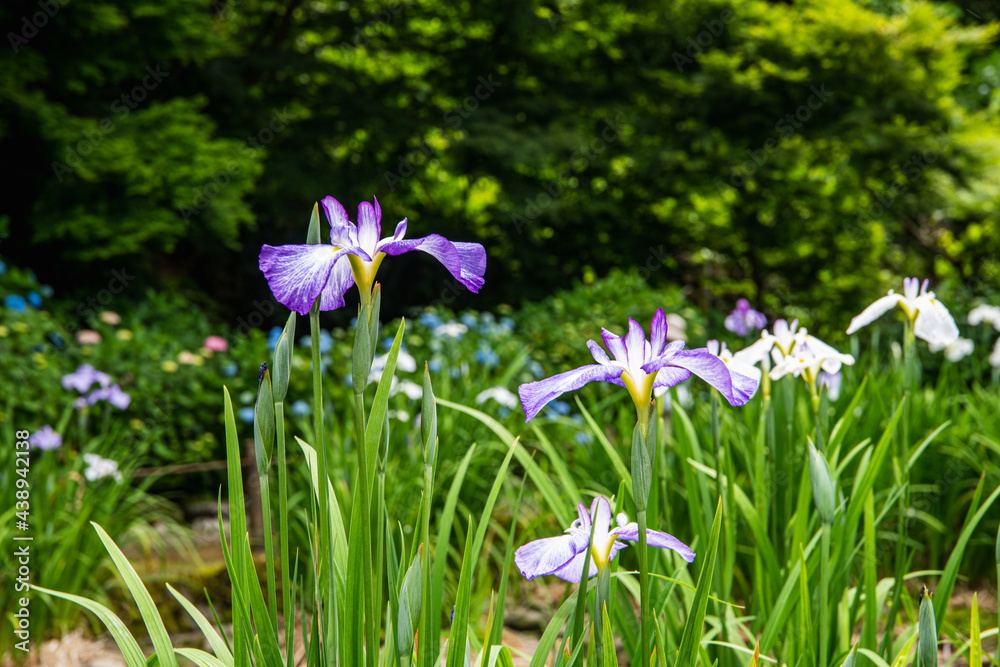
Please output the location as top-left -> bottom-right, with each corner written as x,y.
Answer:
295,436 -> 349,581
435,398 -> 572,526
91,523 -> 177,667
364,318 -> 405,487
759,532 -> 822,653
934,475 -> 1000,623
970,593 -> 982,667
603,603 -> 620,667
674,496 -> 723,667
445,517 -> 477,667
346,470 -> 367,667
166,584 -> 234,666
527,594 -> 578,667
223,387 -> 250,666
431,442 -> 477,654
241,533 -> 283,665
32,585 -> 147,667
575,397 -> 633,498
175,649 -> 229,667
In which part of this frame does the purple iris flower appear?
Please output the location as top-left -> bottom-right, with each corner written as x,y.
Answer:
515,496 -> 694,583
61,364 -> 112,394
724,299 -> 767,336
517,309 -> 758,423
259,196 -> 487,315
28,425 -> 62,451
86,384 -> 132,410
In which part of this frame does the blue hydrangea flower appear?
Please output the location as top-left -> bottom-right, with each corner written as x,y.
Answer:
545,400 -> 572,417
221,361 -> 239,377
461,312 -> 478,328
475,346 -> 499,368
5,295 -> 27,312
238,407 -> 256,424
0,260 -> 6,275
291,400 -> 311,417
27,291 -> 42,308
515,496 -> 694,582
268,326 -> 284,351
41,285 -> 54,298
419,312 -> 443,330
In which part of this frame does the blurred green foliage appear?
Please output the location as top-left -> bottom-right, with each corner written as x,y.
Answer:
1,0 -> 999,334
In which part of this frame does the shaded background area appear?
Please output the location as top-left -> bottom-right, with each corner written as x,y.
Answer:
3,0 -> 1000,332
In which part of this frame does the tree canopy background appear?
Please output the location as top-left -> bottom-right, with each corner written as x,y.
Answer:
2,0 -> 999,337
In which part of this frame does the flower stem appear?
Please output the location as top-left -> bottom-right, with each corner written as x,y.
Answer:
636,508 -> 651,666
260,472 -> 278,630
309,307 -> 334,648
352,309 -> 376,667
819,522 -> 831,667
420,464 -> 434,667
594,565 -> 612,667
275,402 -> 293,667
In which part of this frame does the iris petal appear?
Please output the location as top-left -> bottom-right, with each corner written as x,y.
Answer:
514,531 -> 589,580
322,196 -> 358,246
845,294 -> 902,335
651,366 -> 694,390
914,299 -> 959,348
587,339 -> 612,365
379,234 -> 486,292
601,328 -> 628,364
357,199 -> 382,254
317,254 -> 356,311
624,319 -> 646,371
549,549 -> 598,583
518,364 -> 623,422
646,349 -> 752,406
616,524 -> 695,563
260,244 -> 351,315
649,309 -> 668,358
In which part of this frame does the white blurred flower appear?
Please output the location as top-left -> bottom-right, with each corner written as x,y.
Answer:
654,382 -> 693,410
969,304 -> 1000,330
770,335 -> 855,385
83,453 -> 123,483
475,386 -> 519,409
816,371 -> 842,401
929,337 -> 974,362
394,379 -> 423,400
434,322 -> 468,339
991,339 -> 1000,368
391,410 -> 410,422
736,318 -> 809,369
369,348 -> 417,384
665,314 -> 687,342
706,339 -> 762,382
846,277 -> 959,348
